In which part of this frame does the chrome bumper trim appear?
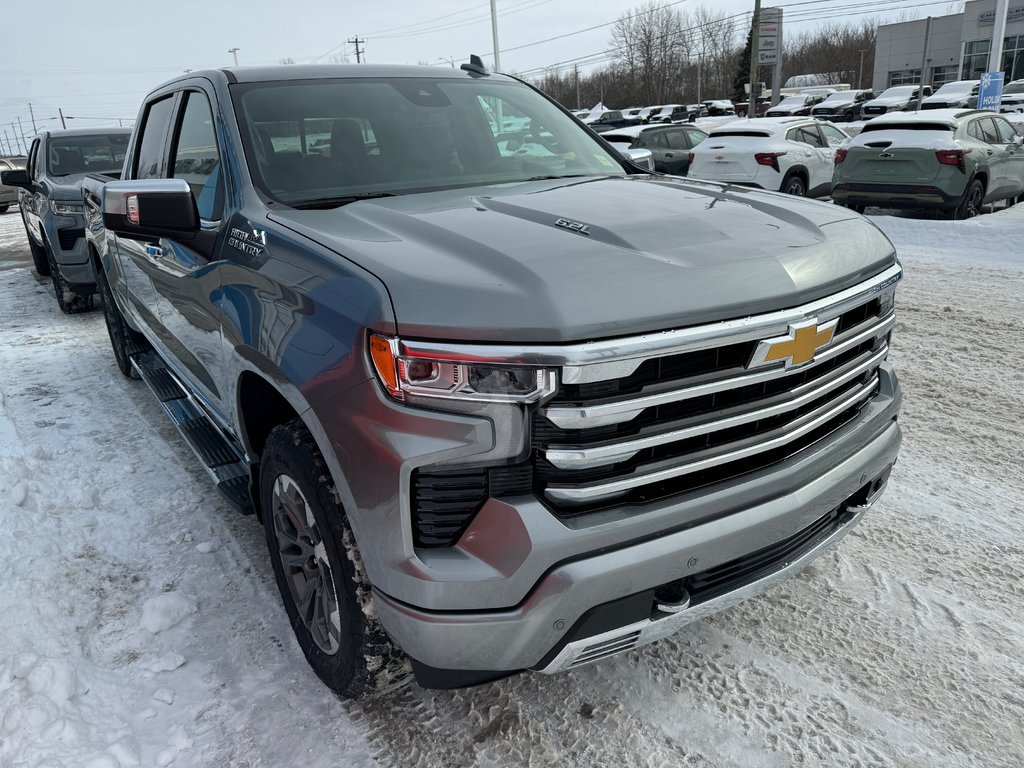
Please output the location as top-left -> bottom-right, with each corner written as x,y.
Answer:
539,495 -> 878,674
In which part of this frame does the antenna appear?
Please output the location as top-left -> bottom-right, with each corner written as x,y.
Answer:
460,54 -> 489,77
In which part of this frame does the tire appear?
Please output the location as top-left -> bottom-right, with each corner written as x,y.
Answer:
44,238 -> 93,314
782,173 -> 807,196
95,255 -> 149,377
23,221 -> 50,277
261,419 -> 412,699
954,178 -> 985,220
0,204 -> 8,214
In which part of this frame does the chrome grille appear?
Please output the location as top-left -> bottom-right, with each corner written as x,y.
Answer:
534,282 -> 895,515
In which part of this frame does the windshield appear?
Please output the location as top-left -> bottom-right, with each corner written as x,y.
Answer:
776,96 -> 807,107
47,133 -> 129,177
820,92 -> 857,104
1002,82 -> 1024,94
878,86 -> 918,99
861,121 -> 953,133
232,77 -> 625,206
932,81 -> 975,95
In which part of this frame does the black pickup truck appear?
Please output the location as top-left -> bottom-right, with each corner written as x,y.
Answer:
82,62 -> 902,698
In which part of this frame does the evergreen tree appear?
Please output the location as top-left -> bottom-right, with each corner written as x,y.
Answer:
732,21 -> 753,103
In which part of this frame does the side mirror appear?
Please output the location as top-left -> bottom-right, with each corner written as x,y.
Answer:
622,147 -> 654,171
102,179 -> 198,241
1,168 -> 32,190
1014,135 -> 1024,147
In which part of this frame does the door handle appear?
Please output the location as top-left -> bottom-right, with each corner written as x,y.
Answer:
986,149 -> 994,156
664,153 -> 674,158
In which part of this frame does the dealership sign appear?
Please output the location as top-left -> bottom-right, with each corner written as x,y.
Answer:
978,71 -> 1005,110
757,7 -> 783,65
978,5 -> 1024,24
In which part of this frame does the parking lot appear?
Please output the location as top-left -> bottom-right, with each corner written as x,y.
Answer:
0,204 -> 1021,768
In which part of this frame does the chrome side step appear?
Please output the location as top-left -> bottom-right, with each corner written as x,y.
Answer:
131,351 -> 254,514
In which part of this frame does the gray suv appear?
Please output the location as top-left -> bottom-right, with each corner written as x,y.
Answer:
83,63 -> 902,697
2,128 -> 130,312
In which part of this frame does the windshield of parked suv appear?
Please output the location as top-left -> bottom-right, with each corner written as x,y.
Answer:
47,133 -> 129,177
1002,82 -> 1024,94
775,96 -> 808,108
931,81 -> 976,96
232,77 -> 626,207
819,92 -> 857,104
877,86 -> 918,99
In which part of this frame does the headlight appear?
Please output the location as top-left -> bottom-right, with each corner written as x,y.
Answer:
369,334 -> 557,405
50,200 -> 84,215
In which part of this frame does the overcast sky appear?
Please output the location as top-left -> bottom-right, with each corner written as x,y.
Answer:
0,0 -> 960,154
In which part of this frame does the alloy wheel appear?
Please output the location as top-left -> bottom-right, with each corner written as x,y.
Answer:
272,474 -> 342,655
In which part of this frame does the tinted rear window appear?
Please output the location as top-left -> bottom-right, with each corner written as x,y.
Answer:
709,130 -> 772,138
861,122 -> 953,133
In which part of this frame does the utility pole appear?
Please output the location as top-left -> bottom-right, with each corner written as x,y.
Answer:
916,16 -> 932,111
16,116 -> 28,152
489,0 -> 501,72
228,47 -> 240,66
58,108 -> 67,129
858,48 -> 868,90
988,0 -> 1009,74
348,37 -> 365,63
28,102 -> 37,133
1,129 -> 9,156
575,64 -> 581,109
748,0 -> 761,120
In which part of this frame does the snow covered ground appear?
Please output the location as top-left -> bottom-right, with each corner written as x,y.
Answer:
0,205 -> 1022,768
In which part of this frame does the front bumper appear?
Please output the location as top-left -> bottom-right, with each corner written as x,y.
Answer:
373,367 -> 902,674
43,210 -> 94,287
832,182 -> 961,210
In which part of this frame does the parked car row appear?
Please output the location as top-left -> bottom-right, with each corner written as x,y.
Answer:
579,99 -> 738,132
681,110 -> 1023,220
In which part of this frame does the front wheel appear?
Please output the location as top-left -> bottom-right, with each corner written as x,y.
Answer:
261,419 -> 411,699
0,204 -> 8,214
95,256 -> 149,377
782,173 -> 806,196
45,239 -> 93,314
954,179 -> 984,220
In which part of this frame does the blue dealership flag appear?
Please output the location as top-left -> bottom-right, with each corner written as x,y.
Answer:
978,71 -> 1005,110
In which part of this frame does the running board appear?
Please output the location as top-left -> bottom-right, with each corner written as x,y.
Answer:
131,351 -> 254,515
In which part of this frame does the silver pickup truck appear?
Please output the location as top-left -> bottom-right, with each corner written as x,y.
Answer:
80,61 -> 902,698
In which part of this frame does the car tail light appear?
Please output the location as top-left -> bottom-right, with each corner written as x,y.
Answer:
834,148 -> 848,164
687,152 -> 695,166
754,152 -> 786,172
935,148 -> 970,173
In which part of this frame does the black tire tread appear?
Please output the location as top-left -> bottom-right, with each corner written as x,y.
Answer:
261,419 -> 412,699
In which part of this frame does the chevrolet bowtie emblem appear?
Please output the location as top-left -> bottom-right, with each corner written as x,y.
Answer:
748,318 -> 839,369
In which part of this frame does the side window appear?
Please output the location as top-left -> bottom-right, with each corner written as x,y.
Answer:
993,117 -> 1019,144
975,117 -> 999,144
648,131 -> 670,149
27,139 -> 40,181
132,96 -> 176,180
789,127 -> 824,148
665,130 -> 689,150
968,119 -> 984,141
820,124 -> 848,146
684,129 -> 708,147
171,91 -> 224,220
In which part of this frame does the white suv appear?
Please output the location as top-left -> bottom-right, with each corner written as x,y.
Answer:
687,117 -> 850,197
1000,80 -> 1024,114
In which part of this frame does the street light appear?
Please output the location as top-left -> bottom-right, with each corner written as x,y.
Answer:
858,48 -> 870,90
228,47 -> 240,66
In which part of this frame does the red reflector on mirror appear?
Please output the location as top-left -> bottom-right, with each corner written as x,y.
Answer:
127,195 -> 139,225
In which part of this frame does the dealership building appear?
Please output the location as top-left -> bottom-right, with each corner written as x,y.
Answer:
872,0 -> 1024,90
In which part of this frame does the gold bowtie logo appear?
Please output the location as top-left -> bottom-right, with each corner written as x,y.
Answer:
749,318 -> 839,369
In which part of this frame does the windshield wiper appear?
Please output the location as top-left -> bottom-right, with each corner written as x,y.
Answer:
291,192 -> 395,210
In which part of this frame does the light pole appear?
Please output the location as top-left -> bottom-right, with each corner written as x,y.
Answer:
228,47 -> 240,66
489,0 -> 501,72
858,48 -> 869,90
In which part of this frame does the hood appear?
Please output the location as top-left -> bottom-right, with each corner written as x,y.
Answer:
45,174 -> 90,200
269,176 -> 896,343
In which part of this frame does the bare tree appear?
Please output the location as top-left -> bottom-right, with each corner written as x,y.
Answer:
609,1 -> 687,104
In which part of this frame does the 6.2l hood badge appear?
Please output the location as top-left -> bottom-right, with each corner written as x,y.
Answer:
555,217 -> 591,235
